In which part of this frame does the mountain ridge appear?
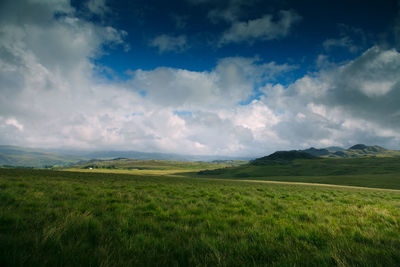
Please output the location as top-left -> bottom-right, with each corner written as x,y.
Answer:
251,151 -> 317,165
0,145 -> 250,168
300,144 -> 400,158
1,144 -> 399,168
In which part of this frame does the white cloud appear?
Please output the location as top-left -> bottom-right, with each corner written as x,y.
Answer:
394,1 -> 400,48
5,118 -> 23,131
197,0 -> 259,24
219,10 -> 301,45
87,0 -> 110,17
128,57 -> 294,109
260,46 -> 400,150
207,0 -> 242,23
1,0 -> 400,157
0,0 -> 296,156
149,34 -> 188,53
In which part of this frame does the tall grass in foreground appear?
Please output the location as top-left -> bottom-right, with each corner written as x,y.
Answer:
1,168 -> 400,266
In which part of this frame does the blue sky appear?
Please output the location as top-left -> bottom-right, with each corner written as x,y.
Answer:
87,0 -> 396,74
1,0 -> 400,156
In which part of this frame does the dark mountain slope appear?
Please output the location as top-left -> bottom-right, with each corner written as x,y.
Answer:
251,151 -> 317,165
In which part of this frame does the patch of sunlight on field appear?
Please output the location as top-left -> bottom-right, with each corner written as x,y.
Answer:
64,168 -> 198,176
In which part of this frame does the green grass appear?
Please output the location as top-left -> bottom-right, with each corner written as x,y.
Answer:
323,146 -> 400,158
194,157 -> 400,189
64,158 -> 247,177
1,168 -> 400,266
73,158 -> 247,170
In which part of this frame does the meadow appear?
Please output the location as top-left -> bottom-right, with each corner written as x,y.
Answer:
1,168 -> 400,266
195,157 -> 400,189
73,158 -> 246,170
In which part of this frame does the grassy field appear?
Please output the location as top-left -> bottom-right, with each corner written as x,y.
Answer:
1,168 -> 400,266
63,158 -> 247,177
194,157 -> 400,189
72,158 -> 247,170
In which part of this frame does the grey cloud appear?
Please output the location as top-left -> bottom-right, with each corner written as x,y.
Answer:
201,0 -> 259,24
207,0 -> 242,23
261,46 -> 400,150
0,1 -> 127,80
219,10 -> 301,45
394,1 -> 400,46
323,36 -> 358,53
149,34 -> 188,53
1,0 -> 400,156
0,0 -> 73,27
323,46 -> 400,127
87,0 -> 110,17
269,46 -> 400,127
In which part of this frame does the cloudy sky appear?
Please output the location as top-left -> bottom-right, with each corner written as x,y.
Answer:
1,0 -> 400,157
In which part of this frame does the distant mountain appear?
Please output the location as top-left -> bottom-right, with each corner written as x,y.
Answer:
1,144 -> 398,168
0,145 -> 81,168
325,146 -> 345,152
198,144 -> 400,182
48,149 -> 250,162
328,144 -> 399,158
69,150 -> 190,161
0,145 -> 250,168
301,147 -> 330,157
251,151 -> 317,165
300,144 -> 400,158
349,144 -> 369,150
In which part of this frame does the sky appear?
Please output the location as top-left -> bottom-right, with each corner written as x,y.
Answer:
0,0 -> 400,157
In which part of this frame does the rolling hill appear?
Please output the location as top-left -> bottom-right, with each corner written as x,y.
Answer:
0,145 -> 250,168
196,145 -> 400,189
0,146 -> 81,168
250,150 -> 317,165
70,157 -> 248,171
300,144 -> 400,158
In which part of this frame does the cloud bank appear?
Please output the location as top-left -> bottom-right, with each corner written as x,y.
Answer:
1,0 -> 400,157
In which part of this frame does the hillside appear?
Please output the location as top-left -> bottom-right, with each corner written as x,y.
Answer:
71,157 -> 247,171
0,145 -> 250,168
0,146 -> 81,168
300,144 -> 400,158
196,146 -> 400,189
1,143 -> 399,168
251,151 -> 317,165
301,147 -> 330,156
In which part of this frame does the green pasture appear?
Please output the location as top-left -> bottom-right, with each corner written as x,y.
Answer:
1,168 -> 400,266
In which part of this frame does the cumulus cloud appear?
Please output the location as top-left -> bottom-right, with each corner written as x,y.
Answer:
1,0 -> 400,157
394,1 -> 400,48
219,10 -> 301,45
0,0 -> 297,156
128,57 -> 295,109
322,47 -> 400,124
0,0 -> 134,149
87,0 -> 110,17
261,46 -> 400,150
206,0 -> 245,23
149,34 -> 188,53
